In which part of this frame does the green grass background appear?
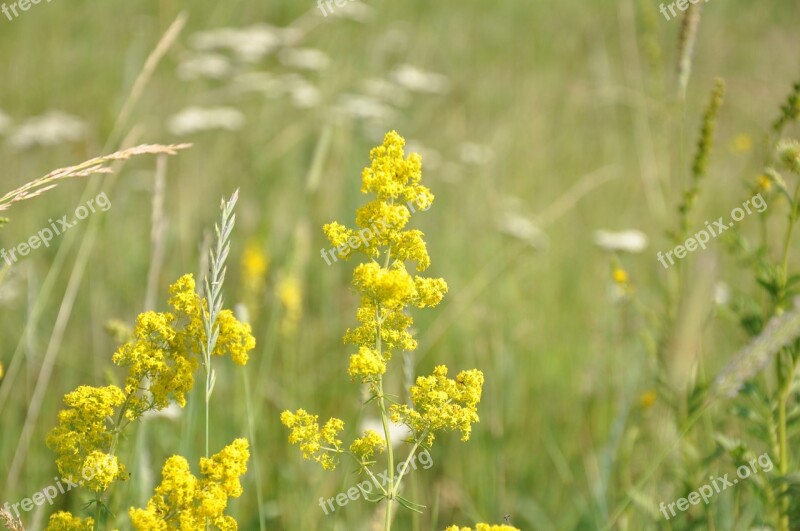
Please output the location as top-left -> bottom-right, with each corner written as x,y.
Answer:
0,0 -> 799,529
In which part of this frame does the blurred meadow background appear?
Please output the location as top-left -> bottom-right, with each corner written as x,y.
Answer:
1,0 -> 800,529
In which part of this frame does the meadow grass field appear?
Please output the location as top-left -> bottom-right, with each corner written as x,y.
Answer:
1,0 -> 800,529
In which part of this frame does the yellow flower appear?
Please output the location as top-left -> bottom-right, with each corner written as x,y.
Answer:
277,274 -> 302,336
350,430 -> 387,461
758,173 -> 772,192
113,274 -> 255,414
730,133 -> 752,153
612,268 -> 628,285
46,512 -> 94,530
640,389 -> 658,409
280,409 -> 344,470
348,346 -> 386,381
241,240 -> 269,285
129,439 -> 249,530
391,365 -> 484,445
46,385 -> 127,493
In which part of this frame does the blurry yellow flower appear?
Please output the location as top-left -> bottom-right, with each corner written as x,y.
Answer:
277,274 -> 302,336
241,240 -> 269,297
640,389 -> 658,409
730,133 -> 752,153
612,268 -> 628,285
758,173 -> 772,192
0,362 -> 3,381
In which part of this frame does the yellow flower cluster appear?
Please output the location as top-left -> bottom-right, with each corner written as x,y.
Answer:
128,438 -> 250,530
445,525 -> 520,531
46,274 -> 255,523
45,385 -> 127,492
46,512 -> 94,530
321,132 -> 448,387
280,409 -> 344,470
350,430 -> 387,461
113,274 -> 254,414
391,365 -> 484,445
322,131 -> 435,268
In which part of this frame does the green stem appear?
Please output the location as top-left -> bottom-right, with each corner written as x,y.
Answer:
390,430 -> 428,499
777,385 -> 789,531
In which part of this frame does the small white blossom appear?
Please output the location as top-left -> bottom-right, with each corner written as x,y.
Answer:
8,111 -> 86,150
593,230 -> 648,253
168,106 -> 245,136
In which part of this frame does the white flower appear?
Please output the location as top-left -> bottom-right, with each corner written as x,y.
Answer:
359,78 -> 410,106
177,53 -> 233,80
390,65 -> 449,94
332,94 -> 396,122
290,82 -> 321,109
458,142 -> 494,166
8,111 -> 86,150
168,106 -> 245,136
279,48 -> 330,72
498,212 -> 547,248
593,230 -> 648,253
231,72 -> 282,97
190,25 -> 281,62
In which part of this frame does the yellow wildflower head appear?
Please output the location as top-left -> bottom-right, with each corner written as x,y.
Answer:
46,512 -> 94,530
612,267 -> 628,285
46,385 -> 127,493
348,346 -> 387,382
280,409 -> 344,470
391,366 -> 484,445
129,439 -> 249,530
350,430 -> 387,461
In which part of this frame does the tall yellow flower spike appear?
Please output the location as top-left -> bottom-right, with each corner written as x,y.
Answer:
282,131 -> 484,531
